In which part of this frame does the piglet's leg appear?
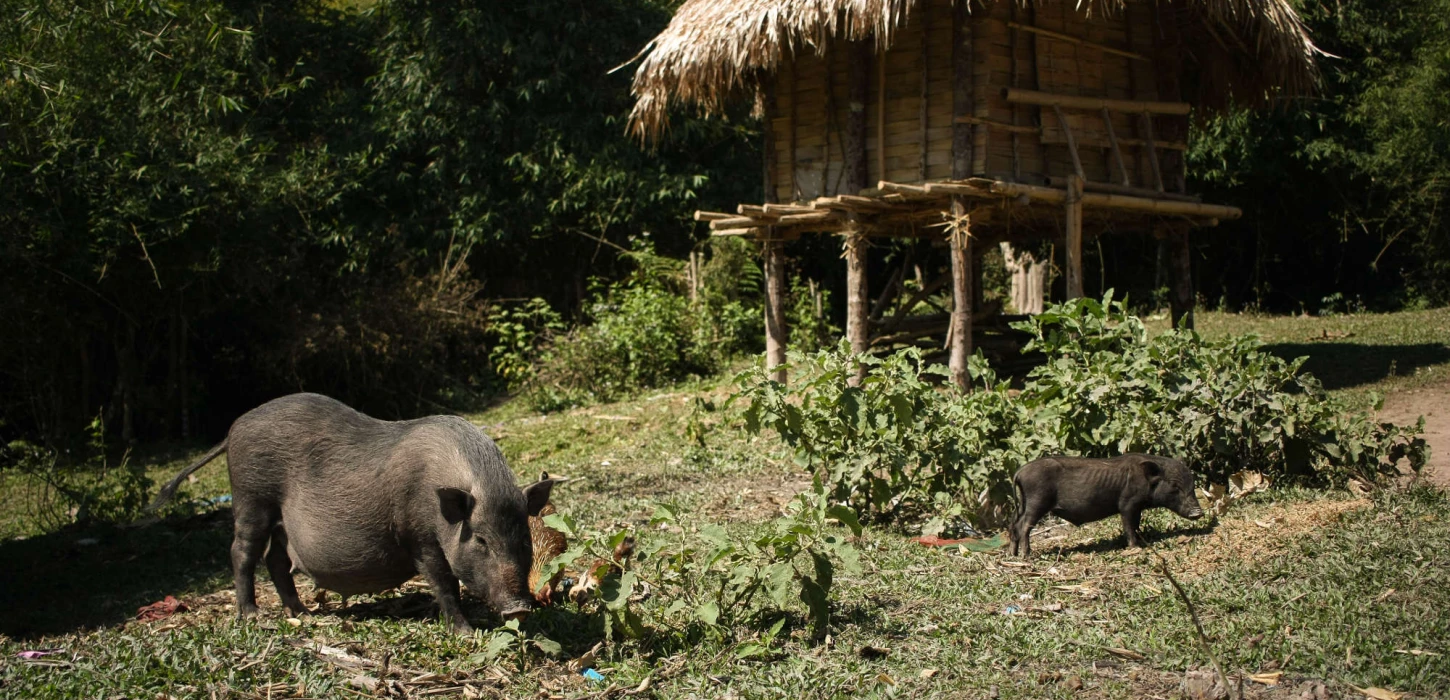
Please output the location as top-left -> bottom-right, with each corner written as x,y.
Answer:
1120,507 -> 1145,548
417,549 -> 473,634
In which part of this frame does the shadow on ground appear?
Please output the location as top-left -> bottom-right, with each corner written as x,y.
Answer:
0,509 -> 233,639
1263,342 -> 1450,390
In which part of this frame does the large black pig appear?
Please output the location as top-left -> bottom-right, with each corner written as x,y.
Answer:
1009,453 -> 1205,558
150,393 -> 553,633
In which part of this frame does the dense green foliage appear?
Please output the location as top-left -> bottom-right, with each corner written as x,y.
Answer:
734,294 -> 1428,529
0,0 -> 754,448
1183,0 -> 1450,309
522,240 -> 762,411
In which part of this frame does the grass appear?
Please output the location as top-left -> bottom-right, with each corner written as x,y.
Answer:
2,307 -> 1448,698
1146,306 -> 1450,405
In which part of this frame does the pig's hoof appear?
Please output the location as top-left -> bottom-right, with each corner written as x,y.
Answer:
236,605 -> 260,618
449,620 -> 475,635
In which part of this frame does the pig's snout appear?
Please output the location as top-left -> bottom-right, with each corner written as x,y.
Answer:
1181,504 -> 1205,520
499,600 -> 534,622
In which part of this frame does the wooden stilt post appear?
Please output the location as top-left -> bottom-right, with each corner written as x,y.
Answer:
764,236 -> 788,383
844,38 -> 871,385
845,221 -> 869,386
1065,174 -> 1085,299
1161,224 -> 1195,329
949,197 -> 974,390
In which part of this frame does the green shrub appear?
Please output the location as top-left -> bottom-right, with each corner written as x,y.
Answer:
733,293 -> 1428,531
533,482 -> 861,646
1,418 -> 152,531
1014,293 -> 1427,486
525,241 -> 762,410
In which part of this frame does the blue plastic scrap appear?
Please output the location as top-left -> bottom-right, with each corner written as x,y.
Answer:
582,669 -> 606,684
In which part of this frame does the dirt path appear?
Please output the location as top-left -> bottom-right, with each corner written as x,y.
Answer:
1378,380 -> 1450,486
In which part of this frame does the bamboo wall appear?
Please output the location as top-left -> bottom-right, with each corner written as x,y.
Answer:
767,0 -> 1184,204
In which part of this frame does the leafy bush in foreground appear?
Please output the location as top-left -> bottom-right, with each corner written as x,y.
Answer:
530,482 -> 861,649
733,293 -> 1428,529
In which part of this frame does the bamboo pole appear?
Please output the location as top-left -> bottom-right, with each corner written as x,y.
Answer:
948,196 -> 974,391
1005,21 -> 1149,61
1003,88 -> 1190,116
1102,107 -> 1131,186
1047,176 -> 1200,202
1053,104 -> 1086,179
979,180 -> 1241,219
764,238 -> 788,383
845,222 -> 869,386
1065,174 -> 1084,299
1141,113 -> 1165,193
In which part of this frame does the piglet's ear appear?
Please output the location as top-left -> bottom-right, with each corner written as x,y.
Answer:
520,478 -> 556,517
1140,460 -> 1164,486
437,487 -> 475,525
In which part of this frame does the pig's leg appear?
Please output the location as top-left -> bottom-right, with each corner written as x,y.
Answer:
417,549 -> 474,634
230,504 -> 276,617
1120,507 -> 1145,548
1013,501 -> 1050,559
265,526 -> 309,617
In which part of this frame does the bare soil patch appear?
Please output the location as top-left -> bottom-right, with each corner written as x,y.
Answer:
1378,380 -> 1450,487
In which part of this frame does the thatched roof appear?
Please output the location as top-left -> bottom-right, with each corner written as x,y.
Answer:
628,0 -> 1321,140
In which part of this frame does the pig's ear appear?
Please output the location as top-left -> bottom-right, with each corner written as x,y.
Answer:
521,478 -> 555,516
437,487 -> 475,525
1140,460 -> 1164,486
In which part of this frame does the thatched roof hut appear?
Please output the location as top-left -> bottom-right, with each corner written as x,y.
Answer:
628,0 -> 1319,386
630,0 -> 1317,141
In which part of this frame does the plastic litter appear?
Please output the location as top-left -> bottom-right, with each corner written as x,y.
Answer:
211,494 -> 232,505
137,595 -> 189,621
582,668 -> 606,683
16,650 -> 62,660
1001,605 -> 1022,615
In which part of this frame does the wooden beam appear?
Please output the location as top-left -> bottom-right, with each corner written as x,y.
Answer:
1064,174 -> 1084,299
1006,21 -> 1148,61
1040,132 -> 1189,152
844,221 -> 869,386
763,240 -> 787,383
923,181 -> 994,197
918,8 -> 930,182
694,211 -> 734,221
982,180 -> 1242,219
1102,107 -> 1131,187
788,60 -> 798,200
761,80 -> 776,205
1047,177 -> 1201,203
1003,88 -> 1190,116
1053,104 -> 1086,179
709,216 -> 761,229
1141,113 -> 1165,193
847,40 -> 870,195
952,0 -> 973,180
877,42 -> 887,186
948,196 -> 973,390
953,115 -> 1037,135
877,180 -> 933,196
